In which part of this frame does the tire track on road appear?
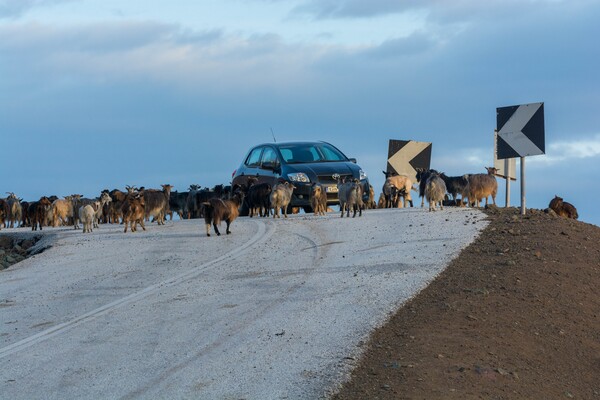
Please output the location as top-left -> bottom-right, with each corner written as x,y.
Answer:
0,219 -> 276,359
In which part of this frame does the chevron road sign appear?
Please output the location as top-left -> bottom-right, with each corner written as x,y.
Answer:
496,102 -> 545,159
496,101 -> 546,215
387,140 -> 432,180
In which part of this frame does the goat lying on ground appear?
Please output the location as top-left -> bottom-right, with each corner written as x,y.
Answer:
270,182 -> 296,218
202,192 -> 244,236
549,195 -> 578,219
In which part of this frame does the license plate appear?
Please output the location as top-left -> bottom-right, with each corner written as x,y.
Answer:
325,185 -> 338,193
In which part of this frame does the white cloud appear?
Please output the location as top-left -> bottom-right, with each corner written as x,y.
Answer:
531,135 -> 600,165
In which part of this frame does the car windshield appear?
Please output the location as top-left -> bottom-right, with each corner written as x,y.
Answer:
278,143 -> 347,164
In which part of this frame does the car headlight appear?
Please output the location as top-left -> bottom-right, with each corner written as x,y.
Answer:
359,169 -> 368,180
287,172 -> 310,183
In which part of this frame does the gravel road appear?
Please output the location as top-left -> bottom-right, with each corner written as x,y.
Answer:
0,207 -> 487,399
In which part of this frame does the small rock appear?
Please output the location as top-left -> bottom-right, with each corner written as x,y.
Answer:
0,237 -> 12,249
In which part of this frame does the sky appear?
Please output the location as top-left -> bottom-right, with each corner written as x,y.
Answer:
1,0 -> 599,226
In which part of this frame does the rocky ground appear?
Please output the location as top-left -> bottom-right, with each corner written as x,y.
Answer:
0,234 -> 40,270
333,207 -> 600,399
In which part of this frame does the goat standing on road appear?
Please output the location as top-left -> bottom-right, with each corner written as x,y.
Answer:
202,191 -> 244,236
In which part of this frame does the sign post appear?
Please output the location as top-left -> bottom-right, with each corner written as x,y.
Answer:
496,102 -> 545,216
493,129 -> 517,207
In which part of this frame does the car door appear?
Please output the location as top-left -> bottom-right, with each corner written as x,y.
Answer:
258,146 -> 282,185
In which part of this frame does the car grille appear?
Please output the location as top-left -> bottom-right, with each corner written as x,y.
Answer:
317,174 -> 353,185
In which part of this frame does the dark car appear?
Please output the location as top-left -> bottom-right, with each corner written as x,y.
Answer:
231,141 -> 370,214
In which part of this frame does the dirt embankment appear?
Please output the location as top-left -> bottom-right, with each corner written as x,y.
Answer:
333,207 -> 600,400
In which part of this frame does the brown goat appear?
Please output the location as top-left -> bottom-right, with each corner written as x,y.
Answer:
29,196 -> 52,231
465,167 -> 498,207
6,193 -> 22,228
202,192 -> 244,236
144,184 -> 173,225
549,195 -> 578,219
123,190 -> 146,233
310,183 -> 327,216
52,196 -> 73,227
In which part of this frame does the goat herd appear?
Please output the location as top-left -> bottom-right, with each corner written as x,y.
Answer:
0,166 -> 578,238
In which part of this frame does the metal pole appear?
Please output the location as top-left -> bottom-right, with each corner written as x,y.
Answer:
505,158 -> 510,207
520,157 -> 526,215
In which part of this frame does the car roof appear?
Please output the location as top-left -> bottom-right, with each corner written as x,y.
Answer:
251,141 -> 330,148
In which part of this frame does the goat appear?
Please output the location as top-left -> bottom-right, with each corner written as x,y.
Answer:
310,183 -> 327,216
439,173 -> 469,206
20,200 -> 30,227
377,192 -> 386,209
79,202 -> 100,233
168,190 -> 189,220
425,172 -> 447,212
202,191 -> 244,236
123,190 -> 146,233
365,184 -> 377,209
270,182 -> 296,218
549,195 -> 578,219
465,167 -> 498,207
0,198 -> 7,229
186,184 -> 202,219
144,184 -> 172,225
5,192 -> 22,228
106,188 -> 128,224
51,196 -> 74,227
415,168 -> 439,208
246,181 -> 272,217
29,196 -> 52,231
92,192 -> 112,228
382,171 -> 414,208
338,179 -> 364,218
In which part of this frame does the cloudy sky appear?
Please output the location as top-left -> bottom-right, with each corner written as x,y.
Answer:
1,0 -> 599,225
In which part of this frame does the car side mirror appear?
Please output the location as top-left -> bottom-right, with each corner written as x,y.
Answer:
349,158 -> 357,164
261,161 -> 281,173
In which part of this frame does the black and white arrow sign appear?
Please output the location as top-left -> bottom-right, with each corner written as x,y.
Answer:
387,139 -> 432,179
496,102 -> 545,159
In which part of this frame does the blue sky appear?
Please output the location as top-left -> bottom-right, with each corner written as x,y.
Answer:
1,0 -> 599,226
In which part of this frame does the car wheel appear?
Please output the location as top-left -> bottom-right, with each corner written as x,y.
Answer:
302,206 -> 313,213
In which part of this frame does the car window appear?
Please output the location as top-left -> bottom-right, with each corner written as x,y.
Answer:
318,144 -> 346,161
245,147 -> 263,167
279,148 -> 294,163
260,147 -> 278,164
